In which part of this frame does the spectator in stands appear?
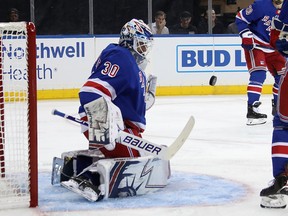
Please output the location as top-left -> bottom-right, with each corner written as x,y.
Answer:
8,8 -> 19,22
197,8 -> 225,34
151,10 -> 169,34
226,8 -> 241,34
169,11 -> 198,34
226,21 -> 239,34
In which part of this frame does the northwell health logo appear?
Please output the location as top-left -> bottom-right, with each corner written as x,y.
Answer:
2,41 -> 85,60
2,40 -> 86,81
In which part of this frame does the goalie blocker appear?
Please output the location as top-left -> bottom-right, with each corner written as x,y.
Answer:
51,150 -> 170,202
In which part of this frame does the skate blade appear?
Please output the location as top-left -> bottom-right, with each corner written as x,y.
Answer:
61,180 -> 99,202
247,118 -> 267,126
83,187 -> 99,202
260,195 -> 287,209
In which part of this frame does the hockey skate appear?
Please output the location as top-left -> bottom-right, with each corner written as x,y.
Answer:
260,175 -> 288,208
246,101 -> 267,125
61,176 -> 104,202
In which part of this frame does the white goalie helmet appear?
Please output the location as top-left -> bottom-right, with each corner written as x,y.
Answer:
119,19 -> 153,59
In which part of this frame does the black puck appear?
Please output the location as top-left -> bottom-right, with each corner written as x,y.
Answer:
209,75 -> 217,86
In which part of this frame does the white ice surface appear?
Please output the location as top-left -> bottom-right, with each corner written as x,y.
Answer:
2,95 -> 288,216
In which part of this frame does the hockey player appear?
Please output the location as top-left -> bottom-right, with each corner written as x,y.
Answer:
52,19 -> 170,202
260,0 -> 288,208
236,0 -> 286,125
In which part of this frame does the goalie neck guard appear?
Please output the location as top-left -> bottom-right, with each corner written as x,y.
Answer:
119,19 -> 153,62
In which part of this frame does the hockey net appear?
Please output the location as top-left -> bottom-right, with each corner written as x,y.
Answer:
0,22 -> 37,208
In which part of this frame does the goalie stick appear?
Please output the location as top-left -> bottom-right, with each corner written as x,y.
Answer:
51,109 -> 195,160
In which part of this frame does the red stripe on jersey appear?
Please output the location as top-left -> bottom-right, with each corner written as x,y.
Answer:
83,81 -> 112,98
124,120 -> 144,133
236,12 -> 242,20
247,85 -> 262,93
273,86 -> 278,95
272,145 -> 288,155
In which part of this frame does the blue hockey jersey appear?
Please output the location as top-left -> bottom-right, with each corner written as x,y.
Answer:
279,0 -> 288,22
236,0 -> 281,45
79,43 -> 147,131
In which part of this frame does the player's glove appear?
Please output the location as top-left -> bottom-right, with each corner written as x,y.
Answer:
241,30 -> 255,50
276,38 -> 288,57
270,17 -> 288,57
271,17 -> 285,48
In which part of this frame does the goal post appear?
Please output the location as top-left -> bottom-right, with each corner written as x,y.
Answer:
0,22 -> 38,208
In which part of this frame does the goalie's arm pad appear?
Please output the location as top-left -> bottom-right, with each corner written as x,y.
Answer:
145,74 -> 157,110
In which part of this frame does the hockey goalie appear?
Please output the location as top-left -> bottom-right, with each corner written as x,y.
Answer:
51,19 -> 171,202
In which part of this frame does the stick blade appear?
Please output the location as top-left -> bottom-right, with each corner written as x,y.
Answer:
165,116 -> 195,160
51,109 -> 57,115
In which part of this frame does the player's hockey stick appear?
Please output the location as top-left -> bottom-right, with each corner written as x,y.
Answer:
51,109 -> 195,160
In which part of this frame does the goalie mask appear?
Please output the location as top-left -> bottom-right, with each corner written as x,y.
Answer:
119,19 -> 153,60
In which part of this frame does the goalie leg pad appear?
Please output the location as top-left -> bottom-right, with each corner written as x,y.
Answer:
95,156 -> 170,199
60,156 -> 170,201
51,156 -> 78,185
61,149 -> 104,159
51,157 -> 64,185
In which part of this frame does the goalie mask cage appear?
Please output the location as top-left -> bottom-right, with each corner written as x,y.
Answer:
0,22 -> 37,208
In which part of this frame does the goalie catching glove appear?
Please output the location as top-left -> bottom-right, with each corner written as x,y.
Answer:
84,97 -> 124,150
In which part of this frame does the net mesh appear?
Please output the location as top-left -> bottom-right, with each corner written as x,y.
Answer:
0,22 -> 31,208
